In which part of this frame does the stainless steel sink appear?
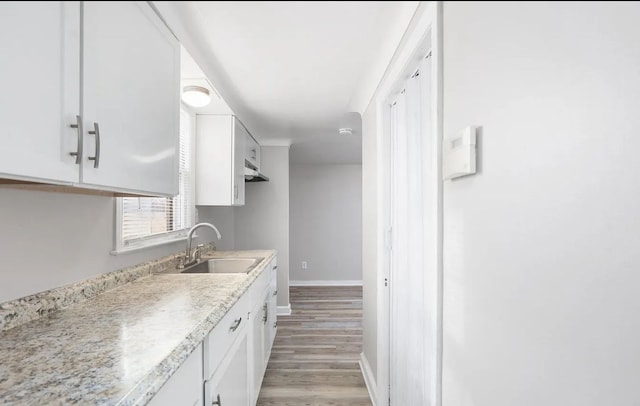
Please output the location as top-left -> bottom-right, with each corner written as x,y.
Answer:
180,257 -> 263,274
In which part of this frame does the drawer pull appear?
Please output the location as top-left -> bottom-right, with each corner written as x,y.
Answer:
272,290 -> 278,296
212,394 -> 222,405
262,303 -> 268,324
229,317 -> 242,332
272,265 -> 278,270
273,321 -> 277,328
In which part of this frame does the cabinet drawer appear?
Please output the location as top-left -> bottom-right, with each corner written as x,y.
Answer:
270,259 -> 278,295
270,267 -> 277,291
204,292 -> 250,380
249,268 -> 269,309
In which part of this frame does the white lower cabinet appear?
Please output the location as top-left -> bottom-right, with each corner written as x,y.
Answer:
148,344 -> 203,406
149,256 -> 278,406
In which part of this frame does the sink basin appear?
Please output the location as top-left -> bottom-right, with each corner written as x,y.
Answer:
180,257 -> 263,274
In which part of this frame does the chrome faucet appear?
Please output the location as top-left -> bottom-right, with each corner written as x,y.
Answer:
182,223 -> 222,268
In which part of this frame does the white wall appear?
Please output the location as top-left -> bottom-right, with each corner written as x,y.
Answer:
234,146 -> 290,308
442,2 -> 640,405
197,206 -> 235,250
0,190 -> 196,303
289,164 -> 362,283
361,103 -> 379,382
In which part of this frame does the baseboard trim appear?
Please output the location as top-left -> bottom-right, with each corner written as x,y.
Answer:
277,304 -> 292,316
289,280 -> 363,286
360,352 -> 377,406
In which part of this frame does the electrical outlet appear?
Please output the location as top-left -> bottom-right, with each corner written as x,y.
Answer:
301,261 -> 308,270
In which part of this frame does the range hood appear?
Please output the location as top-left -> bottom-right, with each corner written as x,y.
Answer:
244,167 -> 269,182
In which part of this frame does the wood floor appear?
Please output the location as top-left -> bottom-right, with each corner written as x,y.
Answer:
257,286 -> 372,406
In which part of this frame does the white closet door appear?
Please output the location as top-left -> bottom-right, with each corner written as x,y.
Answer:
419,56 -> 439,404
82,1 -> 179,195
0,2 -> 80,183
390,55 -> 434,406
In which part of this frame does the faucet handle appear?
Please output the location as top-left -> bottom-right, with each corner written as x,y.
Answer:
176,255 -> 187,269
194,244 -> 205,262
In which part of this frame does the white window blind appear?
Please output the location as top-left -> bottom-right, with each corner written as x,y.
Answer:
116,109 -> 194,250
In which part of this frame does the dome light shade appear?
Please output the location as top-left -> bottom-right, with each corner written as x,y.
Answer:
181,85 -> 211,107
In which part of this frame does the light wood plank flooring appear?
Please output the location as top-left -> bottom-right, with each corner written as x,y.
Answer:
257,286 -> 372,406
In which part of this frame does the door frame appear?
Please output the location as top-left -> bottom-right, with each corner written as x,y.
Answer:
375,2 -> 443,405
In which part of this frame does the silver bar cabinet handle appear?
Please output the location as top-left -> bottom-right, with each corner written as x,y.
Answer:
212,394 -> 221,406
273,290 -> 278,296
229,317 -> 242,332
88,122 -> 100,168
69,115 -> 83,164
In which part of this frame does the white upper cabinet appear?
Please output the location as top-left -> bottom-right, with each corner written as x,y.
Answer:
0,2 -> 80,184
196,115 -> 246,206
0,1 -> 180,196
81,2 -> 179,195
245,132 -> 261,170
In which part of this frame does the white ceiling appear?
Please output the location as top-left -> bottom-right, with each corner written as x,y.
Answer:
178,1 -> 419,163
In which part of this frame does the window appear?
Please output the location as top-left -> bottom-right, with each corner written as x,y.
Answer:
114,109 -> 195,252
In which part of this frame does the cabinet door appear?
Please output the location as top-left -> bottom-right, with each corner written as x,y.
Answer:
264,292 -> 277,365
266,259 -> 278,359
207,333 -> 249,406
82,1 -> 179,195
148,344 -> 203,406
267,295 -> 278,356
196,115 -> 234,206
251,300 -> 266,404
245,133 -> 260,170
232,118 -> 246,206
0,2 -> 80,184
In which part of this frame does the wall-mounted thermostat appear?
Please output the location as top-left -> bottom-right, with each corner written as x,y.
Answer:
443,126 -> 477,180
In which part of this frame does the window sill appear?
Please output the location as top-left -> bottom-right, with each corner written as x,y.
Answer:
110,233 -> 196,256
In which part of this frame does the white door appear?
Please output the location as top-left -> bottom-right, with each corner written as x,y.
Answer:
232,118 -> 246,205
207,333 -> 250,406
148,344 -> 203,406
389,54 -> 436,406
251,300 -> 266,404
0,2 -> 80,184
263,290 -> 275,364
82,1 -> 180,195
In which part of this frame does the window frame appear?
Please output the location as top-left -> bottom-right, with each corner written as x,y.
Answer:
112,105 -> 196,254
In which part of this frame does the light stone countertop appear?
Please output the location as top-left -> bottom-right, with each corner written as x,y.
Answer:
0,249 -> 276,405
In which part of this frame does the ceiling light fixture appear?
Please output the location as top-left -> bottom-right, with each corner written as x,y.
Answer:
181,85 -> 211,108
